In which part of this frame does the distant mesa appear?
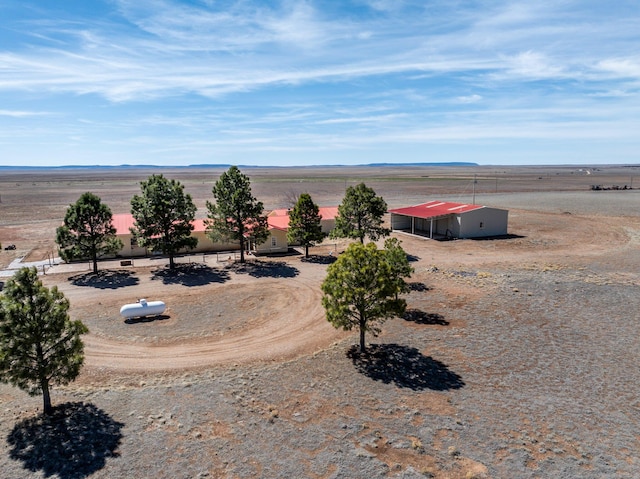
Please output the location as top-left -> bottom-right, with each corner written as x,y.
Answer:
0,162 -> 478,170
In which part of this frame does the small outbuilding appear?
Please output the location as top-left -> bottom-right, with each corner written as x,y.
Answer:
389,201 -> 508,239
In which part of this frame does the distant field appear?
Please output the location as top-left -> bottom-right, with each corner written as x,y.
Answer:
1,164 -> 640,266
2,164 -> 640,478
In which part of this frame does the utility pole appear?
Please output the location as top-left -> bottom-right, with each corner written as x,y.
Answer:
472,174 -> 477,204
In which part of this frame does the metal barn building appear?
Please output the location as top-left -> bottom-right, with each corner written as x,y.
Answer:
389,201 -> 508,239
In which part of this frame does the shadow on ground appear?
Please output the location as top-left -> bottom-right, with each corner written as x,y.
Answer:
125,314 -> 170,324
300,254 -> 337,264
347,343 -> 464,391
152,263 -> 230,286
408,281 -> 430,292
403,308 -> 449,325
69,270 -> 139,289
228,260 -> 299,278
7,402 -> 124,479
469,233 -> 526,241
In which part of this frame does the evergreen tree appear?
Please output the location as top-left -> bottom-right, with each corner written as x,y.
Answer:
331,183 -> 390,243
383,237 -> 414,298
206,166 -> 269,263
55,192 -> 123,273
130,174 -> 197,269
321,242 -> 406,353
0,267 -> 88,415
287,193 -> 325,258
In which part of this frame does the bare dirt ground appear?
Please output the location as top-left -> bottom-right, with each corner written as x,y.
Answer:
1,165 -> 640,479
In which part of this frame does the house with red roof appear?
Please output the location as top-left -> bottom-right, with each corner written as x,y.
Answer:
110,206 -> 339,257
111,214 -> 239,257
267,206 -> 339,235
262,206 -> 338,252
389,201 -> 508,239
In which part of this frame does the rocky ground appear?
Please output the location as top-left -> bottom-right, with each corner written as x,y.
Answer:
1,168 -> 640,478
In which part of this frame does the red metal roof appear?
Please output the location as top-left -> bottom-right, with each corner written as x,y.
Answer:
112,214 -> 135,235
388,201 -> 483,219
267,206 -> 338,230
267,215 -> 290,230
269,206 -> 338,219
112,214 -> 209,235
112,214 -> 284,234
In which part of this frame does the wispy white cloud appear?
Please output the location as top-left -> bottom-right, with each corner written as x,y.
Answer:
316,113 -> 405,125
1,0 -> 639,166
454,94 -> 482,104
0,109 -> 51,117
596,58 -> 640,79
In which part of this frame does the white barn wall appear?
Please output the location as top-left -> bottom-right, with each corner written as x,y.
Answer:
390,204 -> 508,239
458,207 -> 508,238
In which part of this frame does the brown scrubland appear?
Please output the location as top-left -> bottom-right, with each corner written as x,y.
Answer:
1,164 -> 639,478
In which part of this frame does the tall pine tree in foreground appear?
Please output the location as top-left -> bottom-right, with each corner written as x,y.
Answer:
0,267 -> 87,415
321,242 -> 406,353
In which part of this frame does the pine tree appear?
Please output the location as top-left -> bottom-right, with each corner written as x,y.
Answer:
56,192 -> 123,273
321,242 -> 406,353
383,237 -> 414,298
206,166 -> 269,263
130,174 -> 197,269
287,193 -> 325,258
331,183 -> 390,243
0,267 -> 88,415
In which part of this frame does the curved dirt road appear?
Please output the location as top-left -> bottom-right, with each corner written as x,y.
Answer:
48,260 -> 346,373
42,209 -> 640,375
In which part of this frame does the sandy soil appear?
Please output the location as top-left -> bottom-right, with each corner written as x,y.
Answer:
1,166 -> 640,478
33,204 -> 631,377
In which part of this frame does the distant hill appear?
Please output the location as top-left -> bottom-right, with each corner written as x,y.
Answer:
0,162 -> 477,170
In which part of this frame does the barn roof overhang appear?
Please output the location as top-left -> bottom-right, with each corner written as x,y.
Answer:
389,201 -> 484,220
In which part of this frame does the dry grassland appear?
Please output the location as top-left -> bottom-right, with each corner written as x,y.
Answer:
1,164 -> 640,479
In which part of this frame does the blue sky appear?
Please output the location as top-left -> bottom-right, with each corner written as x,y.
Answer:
0,0 -> 638,167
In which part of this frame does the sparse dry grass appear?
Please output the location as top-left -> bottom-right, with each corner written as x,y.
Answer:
1,166 -> 640,478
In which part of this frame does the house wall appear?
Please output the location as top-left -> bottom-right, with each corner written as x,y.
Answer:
116,231 -> 240,258
119,233 -> 149,257
189,232 -> 240,253
255,229 -> 289,254
458,207 -> 508,238
320,218 -> 336,235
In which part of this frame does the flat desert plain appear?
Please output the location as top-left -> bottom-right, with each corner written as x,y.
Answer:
1,165 -> 640,479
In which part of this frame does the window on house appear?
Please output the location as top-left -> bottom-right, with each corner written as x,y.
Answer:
479,222 -> 484,228
130,237 -> 138,247
271,235 -> 277,247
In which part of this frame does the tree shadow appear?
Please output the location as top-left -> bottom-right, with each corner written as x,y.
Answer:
124,314 -> 171,324
69,270 -> 139,289
300,254 -> 337,264
402,308 -> 449,325
347,343 -> 464,391
7,402 -> 124,479
469,233 -> 526,241
152,263 -> 230,286
408,281 -> 430,292
227,261 -> 300,278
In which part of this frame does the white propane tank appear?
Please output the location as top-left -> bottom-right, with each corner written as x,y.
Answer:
119,299 -> 166,319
